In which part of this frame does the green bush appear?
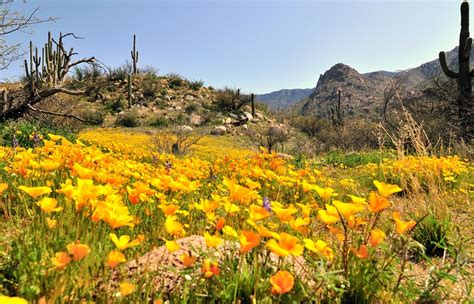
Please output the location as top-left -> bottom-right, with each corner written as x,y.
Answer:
412,215 -> 450,258
115,110 -> 139,128
107,98 -> 126,113
148,115 -> 169,128
214,88 -> 249,112
142,80 -> 157,100
80,109 -> 106,125
189,79 -> 204,91
167,73 -> 187,89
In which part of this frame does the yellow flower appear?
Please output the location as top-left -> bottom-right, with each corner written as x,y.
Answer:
0,183 -> 8,194
165,240 -> 181,252
180,253 -> 197,267
317,204 -> 340,224
51,251 -> 71,270
0,296 -> 28,304
109,233 -> 142,251
266,233 -> 304,257
18,185 -> 52,199
119,282 -> 136,296
369,229 -> 386,247
393,212 -> 416,235
239,230 -> 261,253
46,217 -> 57,228
273,205 -> 297,222
36,197 -> 62,213
201,259 -> 220,278
347,194 -> 366,204
66,241 -> 91,261
223,178 -> 259,204
314,185 -> 336,201
248,204 -> 270,221
270,270 -> 294,295
373,180 -> 402,198
332,200 -> 364,218
204,232 -> 223,248
222,225 -> 239,238
368,192 -> 390,213
304,239 -> 334,260
107,250 -> 126,268
165,216 -> 185,237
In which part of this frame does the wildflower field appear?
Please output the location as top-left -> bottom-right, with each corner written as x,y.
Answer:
0,128 -> 472,303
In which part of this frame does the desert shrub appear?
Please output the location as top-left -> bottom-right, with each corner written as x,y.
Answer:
142,80 -> 157,100
148,115 -> 170,128
141,65 -> 159,80
115,110 -> 139,127
167,73 -> 187,89
83,63 -> 104,81
214,88 -> 250,112
310,119 -> 380,152
72,66 -> 85,82
107,98 -> 126,113
291,115 -> 328,138
185,103 -> 199,114
189,79 -> 204,91
80,108 -> 106,125
150,128 -> 202,156
246,123 -> 290,153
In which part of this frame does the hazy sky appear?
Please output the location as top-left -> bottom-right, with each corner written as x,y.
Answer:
1,0 -> 463,93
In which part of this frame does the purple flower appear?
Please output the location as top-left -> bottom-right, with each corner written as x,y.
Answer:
263,196 -> 272,212
12,134 -> 18,148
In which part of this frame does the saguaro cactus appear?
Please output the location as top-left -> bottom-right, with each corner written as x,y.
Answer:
131,34 -> 139,74
250,93 -> 256,118
330,90 -> 344,126
439,1 -> 473,140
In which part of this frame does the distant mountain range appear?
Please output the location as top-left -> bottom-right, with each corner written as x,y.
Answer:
255,88 -> 314,109
255,46 -> 463,115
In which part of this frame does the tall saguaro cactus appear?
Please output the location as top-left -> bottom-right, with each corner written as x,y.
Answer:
330,90 -> 344,126
131,34 -> 139,75
439,1 -> 473,140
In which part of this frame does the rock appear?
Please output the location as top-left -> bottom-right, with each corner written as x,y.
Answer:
210,126 -> 226,136
224,117 -> 232,124
189,114 -> 203,126
179,125 -> 193,132
251,118 -> 260,123
175,106 -> 182,111
184,95 -> 195,101
242,124 -> 248,130
242,111 -> 253,121
255,112 -> 264,120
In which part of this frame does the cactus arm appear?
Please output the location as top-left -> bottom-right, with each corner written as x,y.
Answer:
439,51 -> 459,79
463,37 -> 472,60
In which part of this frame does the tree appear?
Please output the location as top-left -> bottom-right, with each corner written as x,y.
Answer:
1,31 -> 96,123
0,0 -> 56,71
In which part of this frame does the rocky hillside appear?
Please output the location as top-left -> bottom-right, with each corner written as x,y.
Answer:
299,63 -> 392,118
296,46 -> 465,117
255,88 -> 313,109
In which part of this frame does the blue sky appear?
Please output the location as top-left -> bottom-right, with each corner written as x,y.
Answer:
2,0 -> 463,93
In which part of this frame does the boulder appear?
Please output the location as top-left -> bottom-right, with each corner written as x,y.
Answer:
210,126 -> 226,136
242,111 -> 253,121
189,114 -> 203,126
179,125 -> 193,132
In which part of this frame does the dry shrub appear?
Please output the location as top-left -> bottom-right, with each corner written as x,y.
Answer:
150,127 -> 202,156
292,116 -> 380,152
